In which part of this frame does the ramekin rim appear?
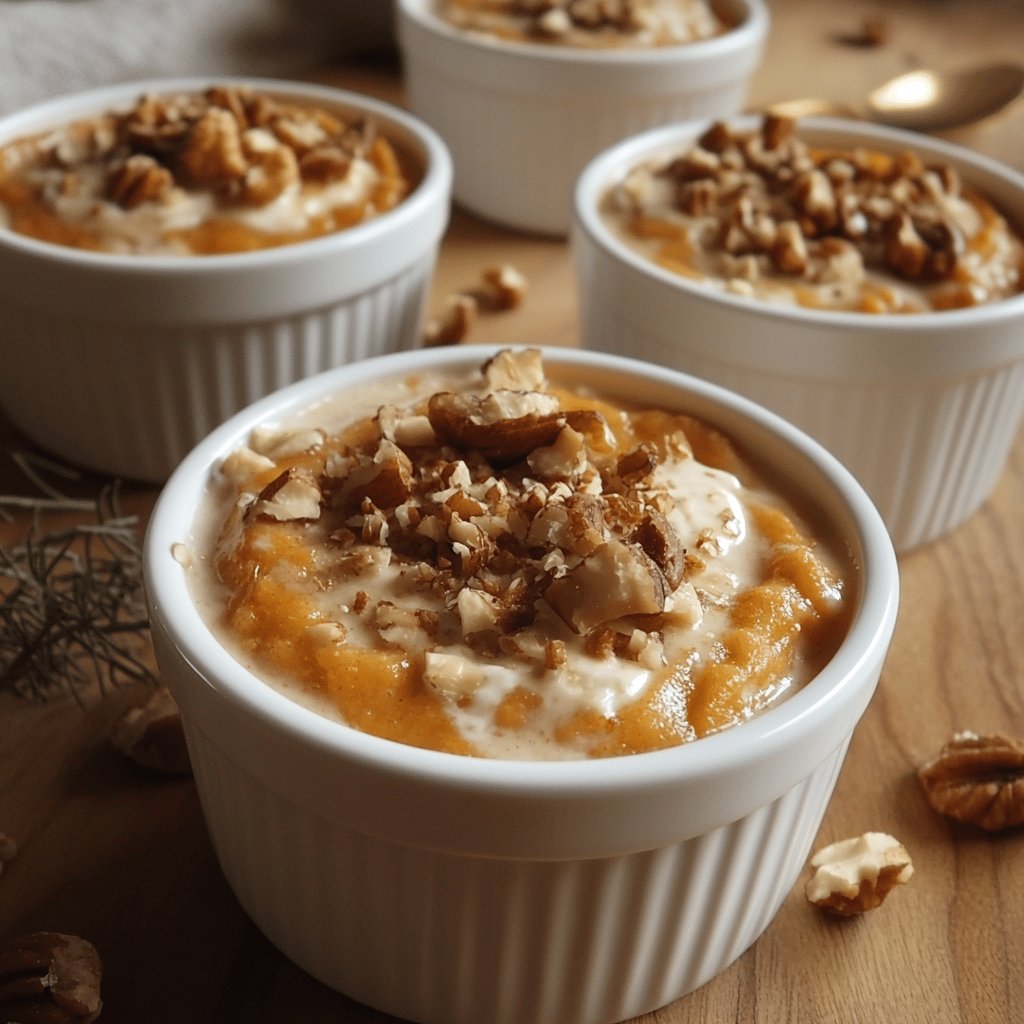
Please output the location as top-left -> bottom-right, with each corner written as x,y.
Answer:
144,344 -> 898,792
0,75 -> 454,272
573,113 -> 1024,331
395,0 -> 769,67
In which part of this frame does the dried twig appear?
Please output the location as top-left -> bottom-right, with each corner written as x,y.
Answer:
0,457 -> 155,701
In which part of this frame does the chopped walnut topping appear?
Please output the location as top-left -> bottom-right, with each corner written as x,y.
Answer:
251,466 -> 323,521
917,732 -> 1024,832
609,114 -> 1024,310
221,349 -> 714,668
238,129 -> 300,205
427,387 -> 565,463
806,832 -> 913,916
483,346 -> 546,391
545,539 -> 667,633
106,153 -> 173,208
544,638 -> 568,670
632,508 -> 687,588
178,106 -> 248,185
0,83 -> 410,258
249,425 -> 325,460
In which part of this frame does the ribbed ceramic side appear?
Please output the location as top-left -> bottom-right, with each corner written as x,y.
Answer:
579,296 -> 1024,552
0,256 -> 433,483
183,716 -> 847,1024
402,64 -> 747,234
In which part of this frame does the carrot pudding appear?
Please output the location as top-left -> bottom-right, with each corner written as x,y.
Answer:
436,0 -> 732,47
604,115 -> 1024,312
197,349 -> 849,760
0,85 -> 414,255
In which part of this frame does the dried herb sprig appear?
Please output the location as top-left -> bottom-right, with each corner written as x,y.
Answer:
0,457 -> 155,702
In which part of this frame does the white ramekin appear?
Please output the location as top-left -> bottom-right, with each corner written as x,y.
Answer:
0,77 -> 452,483
395,0 -> 768,236
572,116 -> 1024,554
144,344 -> 898,1024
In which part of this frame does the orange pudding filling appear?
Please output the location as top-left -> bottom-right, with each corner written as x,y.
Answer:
603,115 -> 1024,313
0,85 -> 414,256
196,349 -> 851,760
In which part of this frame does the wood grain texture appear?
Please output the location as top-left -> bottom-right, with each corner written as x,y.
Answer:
2,2 -> 1023,1021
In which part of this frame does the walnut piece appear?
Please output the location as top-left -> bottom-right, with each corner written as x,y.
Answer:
805,832 -> 913,916
110,685 -> 192,776
251,466 -> 323,522
917,732 -> 1024,832
427,388 -> 565,463
544,539 -> 667,633
0,931 -> 103,1024
480,264 -> 528,309
423,294 -> 478,347
106,153 -> 173,208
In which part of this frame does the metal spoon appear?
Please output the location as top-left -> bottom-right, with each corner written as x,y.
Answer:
768,61 -> 1024,133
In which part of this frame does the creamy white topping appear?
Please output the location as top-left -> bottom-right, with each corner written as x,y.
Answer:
14,149 -> 382,256
438,0 -> 727,48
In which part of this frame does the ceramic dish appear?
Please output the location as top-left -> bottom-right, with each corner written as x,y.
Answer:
572,115 -> 1024,552
144,344 -> 898,1024
0,77 -> 452,482
395,0 -> 768,235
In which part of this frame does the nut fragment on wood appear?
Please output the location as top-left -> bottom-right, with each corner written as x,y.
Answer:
480,264 -> 528,309
917,732 -> 1024,832
835,15 -> 890,47
423,294 -> 478,347
110,685 -> 192,776
805,832 -> 913,916
0,931 -> 103,1023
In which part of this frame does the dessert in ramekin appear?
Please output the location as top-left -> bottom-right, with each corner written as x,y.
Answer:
573,115 -> 1024,552
0,78 -> 452,482
144,344 -> 898,1024
395,0 -> 768,235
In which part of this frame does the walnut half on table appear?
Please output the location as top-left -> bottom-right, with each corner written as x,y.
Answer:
918,732 -> 1024,832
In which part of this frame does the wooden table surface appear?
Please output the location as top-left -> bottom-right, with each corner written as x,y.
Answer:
2,2 -> 1023,1022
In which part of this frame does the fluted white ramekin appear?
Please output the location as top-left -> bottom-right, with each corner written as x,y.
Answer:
572,116 -> 1024,553
0,77 -> 452,483
396,0 -> 767,236
144,344 -> 898,1024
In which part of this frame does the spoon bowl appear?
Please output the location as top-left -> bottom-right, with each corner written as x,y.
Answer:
770,60 -> 1024,133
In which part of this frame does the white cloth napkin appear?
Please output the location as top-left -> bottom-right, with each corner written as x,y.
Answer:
0,0 -> 395,116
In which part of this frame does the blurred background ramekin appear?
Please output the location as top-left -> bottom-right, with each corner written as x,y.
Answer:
144,343 -> 898,1024
0,77 -> 452,483
572,116 -> 1024,554
395,0 -> 768,236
